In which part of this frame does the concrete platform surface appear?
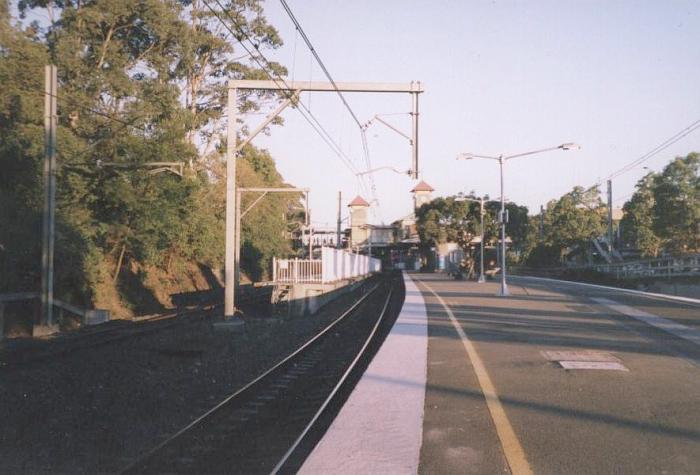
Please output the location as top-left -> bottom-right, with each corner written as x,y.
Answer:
414,273 -> 700,475
300,272 -> 428,474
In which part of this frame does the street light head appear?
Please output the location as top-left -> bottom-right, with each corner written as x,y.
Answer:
559,142 -> 581,150
456,153 -> 475,160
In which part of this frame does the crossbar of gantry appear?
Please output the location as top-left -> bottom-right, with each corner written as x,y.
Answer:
229,80 -> 424,93
225,80 -> 424,318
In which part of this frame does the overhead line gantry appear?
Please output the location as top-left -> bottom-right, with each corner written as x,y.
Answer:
224,79 -> 424,318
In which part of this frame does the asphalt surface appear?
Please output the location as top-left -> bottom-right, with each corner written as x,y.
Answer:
413,272 -> 700,475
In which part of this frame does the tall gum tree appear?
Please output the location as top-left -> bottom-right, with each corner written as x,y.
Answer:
10,0 -> 294,306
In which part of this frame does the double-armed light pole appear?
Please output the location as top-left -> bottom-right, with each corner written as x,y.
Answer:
457,143 -> 580,296
455,193 -> 487,283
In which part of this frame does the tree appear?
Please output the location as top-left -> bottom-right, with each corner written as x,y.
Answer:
416,195 -> 529,260
2,0 -> 294,312
621,173 -> 661,257
530,186 -> 606,264
176,0 -> 286,166
0,1 -> 52,293
416,197 -> 480,248
652,153 -> 700,254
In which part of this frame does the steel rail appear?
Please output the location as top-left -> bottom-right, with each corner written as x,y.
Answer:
271,284 -> 395,473
119,279 -> 383,474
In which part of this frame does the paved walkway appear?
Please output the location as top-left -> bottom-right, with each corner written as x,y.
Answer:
300,272 -> 428,474
303,272 -> 700,474
415,273 -> 700,475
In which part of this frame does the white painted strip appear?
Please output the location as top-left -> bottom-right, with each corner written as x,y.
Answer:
559,361 -> 629,371
593,297 -> 700,346
516,275 -> 700,306
541,350 -> 620,362
300,272 -> 428,475
418,278 -> 534,475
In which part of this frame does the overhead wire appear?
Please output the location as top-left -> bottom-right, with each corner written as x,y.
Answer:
278,0 -> 362,129
554,117 -> 700,211
603,117 -> 700,182
202,0 -> 371,190
278,0 -> 383,219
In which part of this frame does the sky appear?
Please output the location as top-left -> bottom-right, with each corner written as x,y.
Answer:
249,0 -> 700,228
13,1 -> 700,229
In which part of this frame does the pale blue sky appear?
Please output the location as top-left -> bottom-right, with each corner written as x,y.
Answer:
253,0 -> 700,227
14,1 -> 700,228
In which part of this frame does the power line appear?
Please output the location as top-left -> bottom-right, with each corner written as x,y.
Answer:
605,118 -> 700,181
277,0 -> 381,215
203,0 -> 371,187
278,0 -> 363,129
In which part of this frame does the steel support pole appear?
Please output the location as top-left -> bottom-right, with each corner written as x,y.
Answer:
539,204 -> 545,241
336,191 -> 342,249
235,190 -> 241,293
478,198 -> 486,283
498,156 -> 509,296
41,65 -> 57,327
224,87 -> 238,318
411,89 -> 419,179
368,225 -> 372,258
308,224 -> 313,259
607,179 -> 614,253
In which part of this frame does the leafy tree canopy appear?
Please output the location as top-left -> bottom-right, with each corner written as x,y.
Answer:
621,173 -> 661,258
415,194 -> 529,254
0,0 -> 295,310
652,152 -> 700,254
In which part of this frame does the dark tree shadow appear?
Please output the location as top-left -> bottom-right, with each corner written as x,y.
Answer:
116,261 -> 165,316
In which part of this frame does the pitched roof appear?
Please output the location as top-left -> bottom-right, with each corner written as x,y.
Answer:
348,195 -> 370,207
411,180 -> 434,192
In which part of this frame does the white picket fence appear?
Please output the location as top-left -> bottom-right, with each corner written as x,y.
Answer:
273,247 -> 381,284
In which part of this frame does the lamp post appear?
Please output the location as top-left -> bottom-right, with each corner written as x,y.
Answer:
455,193 -> 487,283
457,143 -> 580,296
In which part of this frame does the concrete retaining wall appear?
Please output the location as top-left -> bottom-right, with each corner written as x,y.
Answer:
274,277 -> 366,317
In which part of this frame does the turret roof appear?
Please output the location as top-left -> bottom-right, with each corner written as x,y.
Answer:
348,195 -> 370,207
411,180 -> 434,192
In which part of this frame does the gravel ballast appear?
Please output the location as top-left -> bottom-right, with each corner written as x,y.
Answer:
0,278 -> 380,474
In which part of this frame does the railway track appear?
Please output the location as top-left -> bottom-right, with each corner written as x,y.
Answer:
0,287 -> 272,367
121,273 -> 403,474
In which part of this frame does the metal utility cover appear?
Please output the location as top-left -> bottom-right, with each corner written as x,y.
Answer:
559,361 -> 629,371
541,350 -> 620,363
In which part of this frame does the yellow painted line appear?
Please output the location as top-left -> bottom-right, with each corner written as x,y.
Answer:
418,278 -> 534,475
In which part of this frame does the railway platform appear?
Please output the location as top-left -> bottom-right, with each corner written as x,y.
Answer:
300,272 -> 428,473
302,271 -> 700,475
